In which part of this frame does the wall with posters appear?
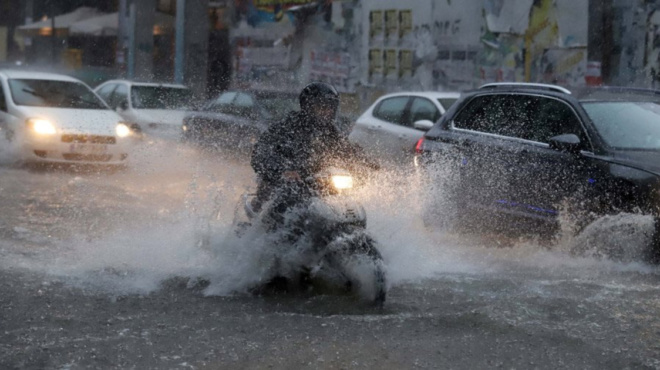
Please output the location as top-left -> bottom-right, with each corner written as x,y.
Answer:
360,0 -> 434,91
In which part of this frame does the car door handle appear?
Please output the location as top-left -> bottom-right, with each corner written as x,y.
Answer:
368,125 -> 380,131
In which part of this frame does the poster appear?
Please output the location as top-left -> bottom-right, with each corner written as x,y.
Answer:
369,49 -> 383,77
384,49 -> 397,77
399,49 -> 413,78
235,0 -> 316,26
540,47 -> 587,86
369,10 -> 383,41
385,9 -> 398,40
399,10 -> 412,39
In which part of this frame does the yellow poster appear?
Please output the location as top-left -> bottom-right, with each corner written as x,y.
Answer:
369,49 -> 383,76
525,0 -> 559,81
399,49 -> 413,78
384,49 -> 397,77
370,11 -> 383,40
399,10 -> 412,39
385,10 -> 398,39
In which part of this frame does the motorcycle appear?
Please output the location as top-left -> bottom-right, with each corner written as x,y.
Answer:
233,167 -> 387,306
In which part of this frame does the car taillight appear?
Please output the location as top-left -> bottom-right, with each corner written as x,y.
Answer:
415,137 -> 425,154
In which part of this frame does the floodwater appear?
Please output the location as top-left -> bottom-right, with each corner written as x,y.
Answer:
1,135 -> 659,369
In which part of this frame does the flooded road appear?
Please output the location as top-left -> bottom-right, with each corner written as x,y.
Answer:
1,137 -> 659,369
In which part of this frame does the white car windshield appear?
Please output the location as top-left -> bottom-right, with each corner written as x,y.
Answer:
258,96 -> 299,120
8,79 -> 107,109
582,101 -> 660,150
131,86 -> 192,110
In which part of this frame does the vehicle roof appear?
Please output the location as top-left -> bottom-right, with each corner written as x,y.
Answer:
468,83 -> 660,103
100,79 -> 189,89
0,69 -> 82,82
213,89 -> 299,99
377,91 -> 461,99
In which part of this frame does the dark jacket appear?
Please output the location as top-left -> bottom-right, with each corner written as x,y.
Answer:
251,111 -> 376,197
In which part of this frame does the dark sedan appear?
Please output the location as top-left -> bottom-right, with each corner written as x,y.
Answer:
181,89 -> 298,152
415,83 -> 660,260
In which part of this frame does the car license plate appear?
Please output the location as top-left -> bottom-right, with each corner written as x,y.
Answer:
69,143 -> 108,154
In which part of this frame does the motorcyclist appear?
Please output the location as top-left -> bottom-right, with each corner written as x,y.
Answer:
250,82 -> 378,214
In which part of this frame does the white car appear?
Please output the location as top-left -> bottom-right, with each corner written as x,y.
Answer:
0,70 -> 133,165
94,80 -> 192,137
349,91 -> 460,164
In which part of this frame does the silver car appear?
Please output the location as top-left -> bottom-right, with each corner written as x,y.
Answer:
349,91 -> 459,165
94,80 -> 192,138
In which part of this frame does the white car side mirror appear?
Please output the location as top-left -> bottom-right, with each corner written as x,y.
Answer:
413,120 -> 434,131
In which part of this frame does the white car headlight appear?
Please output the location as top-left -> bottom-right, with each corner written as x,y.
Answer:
116,123 -> 131,138
27,118 -> 56,135
331,175 -> 353,190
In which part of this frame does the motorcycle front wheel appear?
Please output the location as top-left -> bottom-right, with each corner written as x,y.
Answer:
327,230 -> 387,307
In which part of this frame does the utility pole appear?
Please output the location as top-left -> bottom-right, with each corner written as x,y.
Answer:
118,0 -> 129,75
128,0 -> 156,80
588,0 -> 614,84
174,0 -> 210,97
49,0 -> 56,64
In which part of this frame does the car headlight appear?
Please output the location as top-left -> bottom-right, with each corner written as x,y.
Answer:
116,123 -> 131,138
331,175 -> 353,190
182,124 -> 188,132
27,118 -> 56,135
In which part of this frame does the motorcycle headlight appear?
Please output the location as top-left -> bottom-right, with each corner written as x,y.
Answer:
116,123 -> 131,138
27,118 -> 56,135
331,175 -> 353,190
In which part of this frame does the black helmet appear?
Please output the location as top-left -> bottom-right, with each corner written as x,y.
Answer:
299,82 -> 339,113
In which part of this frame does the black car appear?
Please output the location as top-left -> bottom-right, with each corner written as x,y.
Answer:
416,83 -> 660,258
182,89 -> 299,151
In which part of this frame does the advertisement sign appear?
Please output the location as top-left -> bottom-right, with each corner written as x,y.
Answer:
309,50 -> 353,93
236,0 -> 316,26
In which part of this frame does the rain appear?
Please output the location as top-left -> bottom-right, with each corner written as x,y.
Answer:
1,1 -> 660,369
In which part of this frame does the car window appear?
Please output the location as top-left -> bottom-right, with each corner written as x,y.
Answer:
437,98 -> 458,112
410,97 -> 440,124
234,93 -> 254,107
207,92 -> 236,112
373,96 -> 410,125
109,84 -> 129,110
231,93 -> 255,117
583,101 -> 660,150
0,83 -> 7,112
257,94 -> 299,120
8,79 -> 107,109
526,98 -> 586,143
131,86 -> 192,110
96,84 -> 116,102
453,94 -> 585,143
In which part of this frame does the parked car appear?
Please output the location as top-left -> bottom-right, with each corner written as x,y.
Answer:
415,83 -> 660,257
0,70 -> 133,166
181,89 -> 298,151
349,91 -> 460,165
94,80 -> 193,137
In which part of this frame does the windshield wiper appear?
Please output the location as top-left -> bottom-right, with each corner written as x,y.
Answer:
62,93 -> 101,108
22,88 -> 47,99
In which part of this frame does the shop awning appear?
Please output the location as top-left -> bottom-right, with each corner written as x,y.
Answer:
69,12 -> 175,36
18,7 -> 104,36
